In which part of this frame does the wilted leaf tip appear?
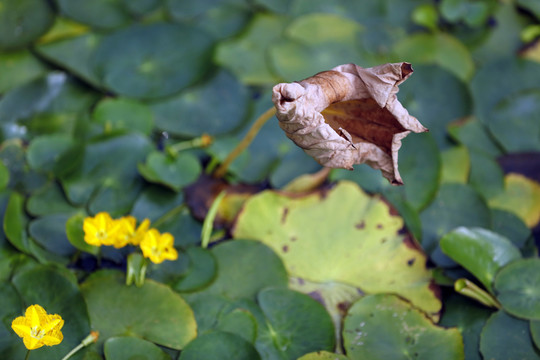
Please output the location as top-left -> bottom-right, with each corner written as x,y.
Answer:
272,62 -> 428,185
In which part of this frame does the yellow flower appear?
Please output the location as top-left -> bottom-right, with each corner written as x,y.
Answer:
11,305 -> 64,350
140,228 -> 178,264
83,212 -> 123,246
117,216 -> 151,247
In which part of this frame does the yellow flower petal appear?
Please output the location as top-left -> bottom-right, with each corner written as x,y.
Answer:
11,305 -> 64,350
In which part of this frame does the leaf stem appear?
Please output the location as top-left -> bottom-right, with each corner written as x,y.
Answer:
213,107 -> 276,179
24,350 -> 30,360
201,190 -> 227,248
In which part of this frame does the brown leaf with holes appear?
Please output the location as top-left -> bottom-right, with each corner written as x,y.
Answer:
272,62 -> 427,185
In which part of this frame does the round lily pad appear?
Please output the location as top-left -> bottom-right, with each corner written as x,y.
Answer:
92,23 -> 214,99
440,227 -> 522,293
0,0 -> 55,51
0,50 -> 47,93
138,151 -> 201,192
26,134 -> 76,173
233,181 -> 441,318
480,310 -> 539,359
216,308 -> 258,343
93,98 -> 154,135
81,270 -> 197,350
29,213 -> 76,257
104,336 -> 170,360
11,265 -> 90,360
297,351 -> 348,360
151,70 -> 249,137
173,246 -> 217,292
494,258 -> 540,320
343,294 -> 464,360
257,287 -> 335,358
183,240 -> 288,302
179,331 -> 261,360
491,209 -> 532,249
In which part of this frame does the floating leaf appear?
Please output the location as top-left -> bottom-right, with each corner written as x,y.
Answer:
491,209 -> 532,249
65,213 -> 99,256
440,146 -> 470,184
4,193 -> 30,254
151,70 -> 249,137
343,294 -> 464,360
104,337 -> 170,360
233,181 -> 441,318
480,310 -> 539,360
419,184 -> 491,265
440,227 -> 521,293
93,23 -> 214,99
11,265 -> 90,360
488,173 -> 540,227
81,270 -> 196,350
179,331 -> 261,360
93,98 -> 154,135
494,258 -> 540,320
26,182 -> 78,216
26,134 -> 76,173
138,151 -> 201,192
0,0 -> 54,51
531,320 -> 540,349
29,213 -> 76,257
215,13 -> 287,85
297,351 -> 348,360
56,0 -> 131,30
0,50 -> 47,94
184,240 -> 288,302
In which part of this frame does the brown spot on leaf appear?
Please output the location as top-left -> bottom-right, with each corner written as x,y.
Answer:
355,221 -> 365,229
290,236 -> 297,242
402,233 -> 422,251
281,207 -> 289,224
282,245 -> 289,253
308,291 -> 326,306
337,301 -> 351,316
407,258 -> 416,266
376,224 -> 383,229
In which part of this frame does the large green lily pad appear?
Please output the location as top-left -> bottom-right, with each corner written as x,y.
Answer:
0,0 -> 54,51
494,258 -> 540,320
81,270 -> 197,350
343,294 -> 464,360
92,23 -> 214,99
232,181 -> 441,318
440,227 -> 522,293
0,50 -> 47,94
480,310 -> 539,360
11,265 -> 90,360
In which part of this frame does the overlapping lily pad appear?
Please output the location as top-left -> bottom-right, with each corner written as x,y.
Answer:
494,258 -> 540,320
179,331 -> 261,360
81,270 -> 197,350
92,23 -> 215,99
104,336 -> 170,360
233,181 -> 441,317
343,294 -> 464,360
138,151 -> 201,192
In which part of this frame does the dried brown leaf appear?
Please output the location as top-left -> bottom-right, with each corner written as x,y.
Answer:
272,62 -> 428,185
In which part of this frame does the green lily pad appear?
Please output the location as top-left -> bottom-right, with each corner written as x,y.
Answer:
138,151 -> 201,192
65,212 -> 100,256
93,98 -> 154,135
173,246 -> 217,293
26,182 -> 79,216
0,0 -> 54,51
419,183 -> 491,264
233,181 -> 441,318
468,150 -> 504,200
60,133 -> 152,215
122,0 -> 160,16
494,258 -> 540,320
36,33 -> 103,87
270,13 -> 363,81
151,70 -> 249,137
0,50 -> 47,94
29,213 -> 76,257
343,294 -> 464,360
104,336 -> 170,360
131,185 -> 184,222
297,351 -> 348,360
440,0 -> 492,26
0,281 -> 24,359
491,209 -> 532,249
480,310 -> 539,359
257,287 -> 335,358
56,0 -> 131,30
471,58 -> 540,153
0,161 -> 9,191
179,331 -> 261,360
93,23 -> 214,99
26,134 -> 76,173
215,13 -> 287,85
216,308 -> 258,343
399,65 -> 472,149
440,227 -> 521,293
439,293 -> 493,360
394,32 -> 474,81
447,117 -> 503,158
11,265 -> 90,360
81,270 -> 197,350
4,192 -> 30,254
183,240 -> 288,302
